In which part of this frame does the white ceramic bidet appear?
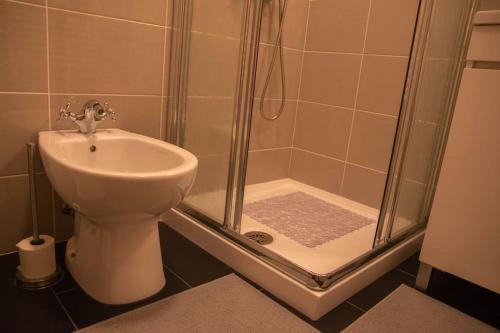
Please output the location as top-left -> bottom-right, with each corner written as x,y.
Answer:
39,129 -> 197,304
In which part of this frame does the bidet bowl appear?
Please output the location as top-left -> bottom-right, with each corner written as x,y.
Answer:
38,129 -> 198,304
39,129 -> 198,220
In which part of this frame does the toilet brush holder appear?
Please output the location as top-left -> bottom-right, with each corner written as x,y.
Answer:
15,143 -> 62,290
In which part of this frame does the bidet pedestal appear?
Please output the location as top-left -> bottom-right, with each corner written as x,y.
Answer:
65,213 -> 165,304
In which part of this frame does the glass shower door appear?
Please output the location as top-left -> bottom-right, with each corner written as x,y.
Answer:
383,0 -> 478,240
168,0 -> 263,225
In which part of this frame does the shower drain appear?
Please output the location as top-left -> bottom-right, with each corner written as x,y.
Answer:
244,231 -> 274,245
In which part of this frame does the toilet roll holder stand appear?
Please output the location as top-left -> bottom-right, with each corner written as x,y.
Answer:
15,143 -> 63,290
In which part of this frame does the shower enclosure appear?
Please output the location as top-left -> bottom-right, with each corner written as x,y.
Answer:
165,0 -> 477,315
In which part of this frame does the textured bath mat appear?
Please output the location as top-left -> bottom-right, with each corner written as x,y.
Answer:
78,274 -> 318,333
343,285 -> 497,333
243,191 -> 375,248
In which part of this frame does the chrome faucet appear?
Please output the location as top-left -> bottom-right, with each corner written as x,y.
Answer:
58,100 -> 117,134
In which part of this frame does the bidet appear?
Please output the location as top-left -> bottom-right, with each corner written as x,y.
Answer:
39,128 -> 197,304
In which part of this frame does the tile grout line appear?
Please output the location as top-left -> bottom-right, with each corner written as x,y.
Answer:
302,49 -> 409,58
5,0 -> 175,28
51,93 -> 163,97
339,0 -> 373,195
287,0 -> 311,177
0,92 -> 164,97
0,171 -> 46,180
45,0 -> 51,131
345,300 -> 368,313
45,0 -> 58,240
48,6 -> 164,29
51,189 -> 57,240
50,287 -> 79,331
0,91 -> 48,95
54,286 -> 81,296
249,146 -> 292,153
396,267 -> 417,279
163,264 -> 193,289
158,0 -> 169,140
293,147 -> 388,175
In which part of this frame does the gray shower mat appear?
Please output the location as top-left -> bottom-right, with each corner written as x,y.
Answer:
243,191 -> 376,248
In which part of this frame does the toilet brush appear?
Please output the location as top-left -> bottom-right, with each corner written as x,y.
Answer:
15,143 -> 62,290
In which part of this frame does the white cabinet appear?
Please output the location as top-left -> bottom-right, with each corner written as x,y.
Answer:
420,68 -> 500,294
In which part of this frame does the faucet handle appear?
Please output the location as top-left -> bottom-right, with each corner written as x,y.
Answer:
57,102 -> 74,121
103,102 -> 117,121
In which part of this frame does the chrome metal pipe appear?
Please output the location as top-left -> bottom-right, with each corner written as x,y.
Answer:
26,142 -> 43,245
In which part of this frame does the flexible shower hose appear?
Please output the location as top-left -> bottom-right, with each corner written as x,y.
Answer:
259,0 -> 288,121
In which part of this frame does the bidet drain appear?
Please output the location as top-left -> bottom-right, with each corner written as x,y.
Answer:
244,231 -> 273,245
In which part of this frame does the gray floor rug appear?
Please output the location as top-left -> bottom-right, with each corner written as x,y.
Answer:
78,274 -> 318,333
343,285 -> 498,333
243,191 -> 375,248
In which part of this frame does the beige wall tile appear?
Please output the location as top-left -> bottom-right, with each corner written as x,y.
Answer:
347,111 -> 397,172
365,0 -> 419,56
0,174 -> 53,254
306,0 -> 370,52
166,0 -> 173,27
256,45 -> 302,100
250,100 -> 295,150
19,0 -> 46,5
163,28 -> 172,97
53,192 -> 74,241
161,96 -> 168,141
246,149 -> 291,185
260,0 -> 309,50
300,52 -> 362,108
356,55 -> 409,116
184,97 -> 234,156
480,0 -> 500,10
50,95 -> 162,139
342,164 -> 387,208
183,156 -> 229,222
48,9 -> 164,94
191,0 -> 244,38
426,0 -> 470,59
0,2 -> 47,92
0,94 -> 49,177
404,121 -> 439,183
188,33 -> 239,97
293,101 -> 352,160
48,0 -> 168,25
393,179 -> 426,230
414,58 -> 454,123
290,148 -> 344,193
188,153 -> 229,195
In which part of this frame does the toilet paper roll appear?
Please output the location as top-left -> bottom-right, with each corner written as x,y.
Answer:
16,235 -> 56,280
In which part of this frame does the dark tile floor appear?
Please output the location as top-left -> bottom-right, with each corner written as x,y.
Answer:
0,225 -> 496,333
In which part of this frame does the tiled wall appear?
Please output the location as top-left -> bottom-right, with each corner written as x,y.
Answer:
247,0 -> 309,184
248,0 -> 420,209
179,0 -> 245,221
392,0 -> 478,229
480,0 -> 500,10
0,0 -> 171,254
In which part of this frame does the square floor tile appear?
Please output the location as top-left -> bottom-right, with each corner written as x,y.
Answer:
159,223 -> 233,287
260,288 -> 364,333
0,252 -> 75,333
52,242 -> 79,294
397,252 -> 420,276
427,270 -> 500,329
57,268 -> 190,329
347,269 -> 415,311
308,302 -> 364,333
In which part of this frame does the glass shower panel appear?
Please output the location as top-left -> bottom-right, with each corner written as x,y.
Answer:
240,0 -> 421,276
174,1 -> 246,223
390,0 -> 477,238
